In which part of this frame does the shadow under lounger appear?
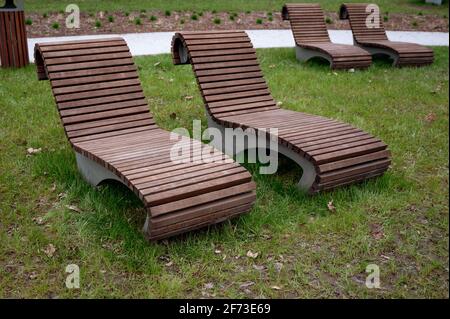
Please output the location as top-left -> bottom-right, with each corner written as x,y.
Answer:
34,37 -> 256,241
171,31 -> 391,193
339,3 -> 434,67
282,3 -> 372,70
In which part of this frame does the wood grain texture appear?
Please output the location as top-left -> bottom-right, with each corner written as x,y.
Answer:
172,31 -> 391,193
0,10 -> 29,68
34,38 -> 255,241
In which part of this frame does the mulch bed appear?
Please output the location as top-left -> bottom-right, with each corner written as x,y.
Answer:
25,11 -> 449,38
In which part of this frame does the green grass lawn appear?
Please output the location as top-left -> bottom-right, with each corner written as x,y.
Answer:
0,47 -> 448,298
25,0 -> 449,15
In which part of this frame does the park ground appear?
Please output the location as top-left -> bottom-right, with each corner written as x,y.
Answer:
0,46 -> 448,298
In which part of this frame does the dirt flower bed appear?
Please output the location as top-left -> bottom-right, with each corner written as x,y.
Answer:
24,10 -> 449,38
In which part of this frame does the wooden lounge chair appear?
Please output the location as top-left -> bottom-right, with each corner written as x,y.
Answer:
171,31 -> 391,193
339,3 -> 434,67
34,38 -> 256,241
282,3 -> 372,70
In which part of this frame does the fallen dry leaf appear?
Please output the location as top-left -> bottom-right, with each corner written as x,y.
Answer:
261,233 -> 272,240
252,265 -> 265,271
154,61 -> 161,67
327,200 -> 336,213
32,216 -> 45,225
425,112 -> 437,123
29,271 -> 38,280
271,285 -> 282,290
204,282 -> 214,290
239,281 -> 255,289
43,244 -> 56,258
370,223 -> 384,240
274,262 -> 283,273
348,68 -> 355,73
26,147 -> 42,155
66,205 -> 82,213
184,95 -> 193,100
165,261 -> 173,267
246,250 -> 259,259
214,249 -> 222,254
269,64 -> 276,69
57,192 -> 67,200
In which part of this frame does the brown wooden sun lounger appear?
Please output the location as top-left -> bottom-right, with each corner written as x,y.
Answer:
171,31 -> 391,193
339,3 -> 434,67
282,3 -> 372,70
34,38 -> 256,241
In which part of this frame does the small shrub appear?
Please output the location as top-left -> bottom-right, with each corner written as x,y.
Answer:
52,22 -> 59,29
229,15 -> 235,21
246,10 -> 251,14
418,11 -> 423,16
125,11 -> 130,17
267,12 -> 273,16
140,12 -> 147,18
43,13 -> 48,18
212,10 -> 217,14
213,18 -> 221,24
198,12 -> 203,17
412,21 -> 418,27
141,9 -> 146,13
135,17 -> 142,25
383,15 -> 388,22
191,14 -> 198,20
108,15 -> 114,23
165,10 -> 171,17
268,16 -> 273,22
385,11 -> 389,16
150,15 -> 157,21
95,20 -> 102,28
180,19 -> 185,24
256,18 -> 263,24
25,18 -> 32,25
325,17 -> 333,24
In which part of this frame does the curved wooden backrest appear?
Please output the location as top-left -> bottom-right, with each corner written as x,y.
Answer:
35,38 -> 157,143
282,3 -> 330,45
340,3 -> 388,43
171,31 -> 279,119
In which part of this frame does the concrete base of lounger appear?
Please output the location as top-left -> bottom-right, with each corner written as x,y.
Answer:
75,152 -> 152,235
206,113 -> 317,191
75,152 -> 122,187
295,46 -> 333,68
357,45 -> 399,66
